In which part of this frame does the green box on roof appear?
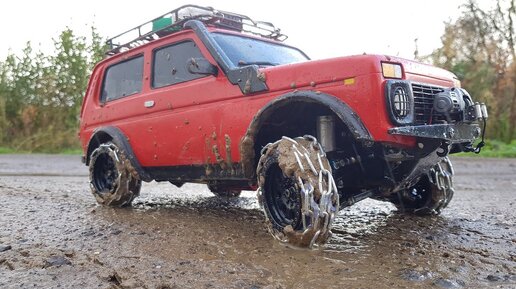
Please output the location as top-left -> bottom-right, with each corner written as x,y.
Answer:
152,17 -> 173,32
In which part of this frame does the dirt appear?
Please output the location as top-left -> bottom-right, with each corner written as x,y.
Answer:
0,154 -> 515,289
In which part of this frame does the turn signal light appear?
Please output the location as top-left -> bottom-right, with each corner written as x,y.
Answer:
382,63 -> 403,79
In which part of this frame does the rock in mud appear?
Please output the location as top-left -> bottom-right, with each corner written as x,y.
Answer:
486,274 -> 502,282
44,256 -> 72,267
400,268 -> 432,282
63,250 -> 74,258
433,278 -> 464,289
110,229 -> 122,235
120,278 -> 141,288
0,245 -> 12,252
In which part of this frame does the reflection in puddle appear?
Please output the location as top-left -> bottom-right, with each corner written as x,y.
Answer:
327,199 -> 396,252
133,185 -> 260,211
129,182 -> 398,253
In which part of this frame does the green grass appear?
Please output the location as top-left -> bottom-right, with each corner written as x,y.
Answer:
0,146 -> 82,155
0,147 -> 16,154
59,148 -> 83,155
455,139 -> 516,158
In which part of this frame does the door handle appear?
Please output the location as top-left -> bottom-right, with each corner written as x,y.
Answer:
144,100 -> 155,108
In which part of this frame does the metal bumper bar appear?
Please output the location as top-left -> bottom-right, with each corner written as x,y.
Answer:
388,123 -> 481,143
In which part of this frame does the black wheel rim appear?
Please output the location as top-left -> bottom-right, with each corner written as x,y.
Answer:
92,151 -> 119,194
263,163 -> 302,230
404,176 -> 432,209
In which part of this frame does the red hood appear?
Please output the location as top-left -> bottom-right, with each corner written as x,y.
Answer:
387,55 -> 457,83
261,54 -> 456,91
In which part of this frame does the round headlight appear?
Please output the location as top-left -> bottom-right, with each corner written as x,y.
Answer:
392,86 -> 410,118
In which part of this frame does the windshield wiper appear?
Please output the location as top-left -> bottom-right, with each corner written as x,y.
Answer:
237,60 -> 278,67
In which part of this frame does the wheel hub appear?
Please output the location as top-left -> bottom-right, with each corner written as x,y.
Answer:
92,150 -> 119,194
281,185 -> 299,210
264,164 -> 302,230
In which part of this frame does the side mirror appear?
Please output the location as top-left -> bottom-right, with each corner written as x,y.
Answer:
188,58 -> 218,76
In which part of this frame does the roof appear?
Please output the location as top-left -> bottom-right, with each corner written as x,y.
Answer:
105,4 -> 287,56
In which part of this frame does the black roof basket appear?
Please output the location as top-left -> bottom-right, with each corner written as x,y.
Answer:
105,4 -> 287,56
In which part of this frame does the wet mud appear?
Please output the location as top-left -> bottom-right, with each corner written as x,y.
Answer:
0,155 -> 515,288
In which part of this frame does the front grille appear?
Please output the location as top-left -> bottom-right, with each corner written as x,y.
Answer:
411,83 -> 444,124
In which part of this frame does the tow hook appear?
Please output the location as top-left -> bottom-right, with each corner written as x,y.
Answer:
437,141 -> 450,157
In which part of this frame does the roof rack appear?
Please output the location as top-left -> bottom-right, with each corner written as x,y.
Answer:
105,4 -> 287,56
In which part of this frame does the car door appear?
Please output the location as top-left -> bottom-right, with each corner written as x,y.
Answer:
120,34 -> 243,171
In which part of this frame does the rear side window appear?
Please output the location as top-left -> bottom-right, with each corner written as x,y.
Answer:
102,55 -> 144,102
153,41 -> 206,88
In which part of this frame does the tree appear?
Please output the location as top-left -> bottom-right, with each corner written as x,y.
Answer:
89,26 -> 108,70
0,26 -> 107,152
429,0 -> 516,141
0,61 -> 7,142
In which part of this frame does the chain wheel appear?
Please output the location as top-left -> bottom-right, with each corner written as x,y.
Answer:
393,157 -> 454,215
89,142 -> 142,207
257,136 -> 339,248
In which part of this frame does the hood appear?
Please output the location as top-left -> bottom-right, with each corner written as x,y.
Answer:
261,54 -> 456,91
386,55 -> 457,84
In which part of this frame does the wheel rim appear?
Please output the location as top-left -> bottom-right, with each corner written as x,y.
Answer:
92,151 -> 119,194
263,163 -> 302,230
403,176 -> 432,209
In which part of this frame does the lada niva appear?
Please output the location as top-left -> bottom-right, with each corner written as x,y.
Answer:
79,5 -> 487,247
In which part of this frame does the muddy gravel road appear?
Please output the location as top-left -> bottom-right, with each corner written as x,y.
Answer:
0,155 -> 515,289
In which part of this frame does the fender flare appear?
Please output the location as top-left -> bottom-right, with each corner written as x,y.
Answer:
85,126 -> 152,182
240,90 -> 373,178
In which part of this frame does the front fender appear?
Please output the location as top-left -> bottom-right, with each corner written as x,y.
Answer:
240,90 -> 373,178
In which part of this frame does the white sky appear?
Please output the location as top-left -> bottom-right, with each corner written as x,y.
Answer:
1,0 -> 473,61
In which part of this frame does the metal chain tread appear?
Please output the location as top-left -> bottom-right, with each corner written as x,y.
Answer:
90,143 -> 122,194
258,135 -> 339,248
424,156 -> 454,214
89,142 -> 140,207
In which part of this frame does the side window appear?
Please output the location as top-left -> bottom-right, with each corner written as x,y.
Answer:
102,55 -> 144,102
153,41 -> 206,88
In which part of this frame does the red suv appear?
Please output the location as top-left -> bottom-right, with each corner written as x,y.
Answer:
79,5 -> 487,247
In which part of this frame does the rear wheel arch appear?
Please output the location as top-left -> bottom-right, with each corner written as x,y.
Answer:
85,126 -> 152,182
240,90 -> 373,179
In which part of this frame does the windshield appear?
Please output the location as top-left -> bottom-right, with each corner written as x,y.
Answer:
212,33 -> 309,67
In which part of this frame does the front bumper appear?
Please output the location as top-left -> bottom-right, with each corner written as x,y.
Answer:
388,123 -> 481,143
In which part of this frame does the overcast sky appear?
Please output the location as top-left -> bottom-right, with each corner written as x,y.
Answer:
1,0 -> 476,61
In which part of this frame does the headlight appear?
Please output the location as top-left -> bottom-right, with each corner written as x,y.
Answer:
393,86 -> 410,117
385,80 -> 414,125
382,62 -> 403,79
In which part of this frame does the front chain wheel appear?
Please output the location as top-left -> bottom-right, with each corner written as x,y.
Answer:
257,135 -> 339,248
394,157 -> 454,215
427,156 -> 455,213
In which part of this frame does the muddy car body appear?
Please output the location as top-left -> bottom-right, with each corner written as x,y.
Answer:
79,5 -> 487,247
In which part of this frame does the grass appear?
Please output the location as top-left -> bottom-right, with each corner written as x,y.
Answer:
0,146 -> 82,155
0,147 -> 17,154
59,148 -> 83,155
455,139 -> 516,158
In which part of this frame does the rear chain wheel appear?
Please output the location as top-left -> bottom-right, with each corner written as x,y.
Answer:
89,142 -> 142,207
257,135 -> 339,248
